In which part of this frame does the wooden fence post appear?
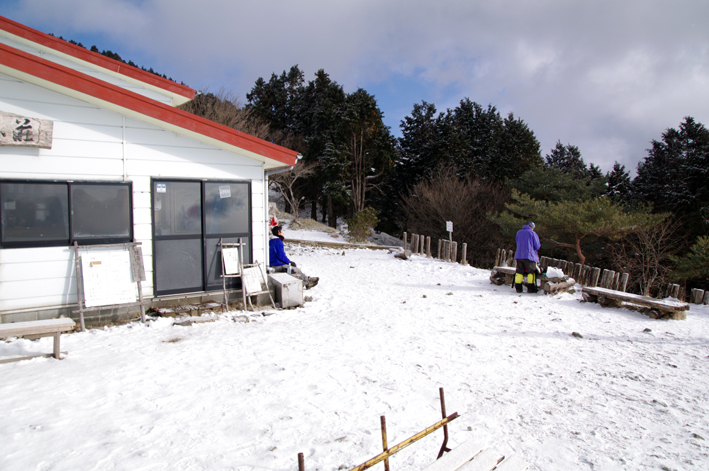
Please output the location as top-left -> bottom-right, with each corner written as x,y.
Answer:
574,263 -> 583,281
451,241 -> 458,263
403,232 -> 407,251
619,273 -> 629,292
426,236 -> 431,258
690,289 -> 704,304
461,243 -> 468,265
438,239 -> 442,259
591,268 -> 601,287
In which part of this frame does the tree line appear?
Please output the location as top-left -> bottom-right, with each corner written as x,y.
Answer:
180,66 -> 708,298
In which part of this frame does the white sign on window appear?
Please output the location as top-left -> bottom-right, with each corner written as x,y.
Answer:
219,185 -> 231,198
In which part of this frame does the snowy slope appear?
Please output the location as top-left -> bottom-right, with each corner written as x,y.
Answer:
1,244 -> 708,471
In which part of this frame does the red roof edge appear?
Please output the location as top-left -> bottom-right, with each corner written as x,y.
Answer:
0,42 -> 298,167
0,15 -> 196,100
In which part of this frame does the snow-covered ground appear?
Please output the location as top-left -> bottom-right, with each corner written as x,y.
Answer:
2,240 -> 709,470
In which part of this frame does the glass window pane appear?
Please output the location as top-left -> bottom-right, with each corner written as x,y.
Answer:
154,239 -> 203,293
204,183 -> 249,235
1,182 -> 69,243
71,184 -> 130,239
153,181 -> 201,236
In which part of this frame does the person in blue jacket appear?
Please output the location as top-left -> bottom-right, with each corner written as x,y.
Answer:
269,226 -> 319,289
514,221 -> 541,293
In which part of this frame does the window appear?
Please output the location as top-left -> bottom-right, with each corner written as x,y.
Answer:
0,180 -> 132,248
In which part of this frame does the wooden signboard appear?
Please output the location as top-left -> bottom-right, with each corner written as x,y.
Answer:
222,247 -> 241,275
0,111 -> 53,149
242,266 -> 265,294
80,251 -> 136,307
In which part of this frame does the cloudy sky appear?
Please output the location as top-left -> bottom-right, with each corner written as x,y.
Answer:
3,0 -> 708,175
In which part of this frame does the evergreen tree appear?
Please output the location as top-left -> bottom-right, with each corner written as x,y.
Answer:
632,117 -> 709,223
545,141 -> 587,176
490,189 -> 667,265
605,162 -> 632,203
342,89 -> 397,213
394,101 -> 458,193
246,65 -> 304,134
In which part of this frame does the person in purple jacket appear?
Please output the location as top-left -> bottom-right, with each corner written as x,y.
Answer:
269,226 -> 319,289
514,221 -> 541,293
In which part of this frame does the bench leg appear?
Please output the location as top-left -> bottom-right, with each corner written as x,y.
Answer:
53,332 -> 61,359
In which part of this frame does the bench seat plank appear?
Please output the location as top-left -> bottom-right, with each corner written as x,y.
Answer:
0,318 -> 76,362
493,454 -> 529,471
0,318 -> 76,338
420,439 -> 486,471
582,287 -> 689,312
457,448 -> 504,471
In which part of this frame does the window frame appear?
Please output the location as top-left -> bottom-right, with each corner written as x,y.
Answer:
0,179 -> 133,249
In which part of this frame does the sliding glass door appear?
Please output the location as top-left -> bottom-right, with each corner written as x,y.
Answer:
152,179 -> 251,296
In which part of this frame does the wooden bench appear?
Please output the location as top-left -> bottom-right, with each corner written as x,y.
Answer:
0,318 -> 76,363
582,286 -> 690,319
422,439 -> 528,471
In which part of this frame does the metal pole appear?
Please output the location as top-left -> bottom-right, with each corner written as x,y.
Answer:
381,416 -> 390,471
437,388 -> 452,458
298,452 -> 305,471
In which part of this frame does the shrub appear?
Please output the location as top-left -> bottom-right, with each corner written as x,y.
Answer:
348,208 -> 379,243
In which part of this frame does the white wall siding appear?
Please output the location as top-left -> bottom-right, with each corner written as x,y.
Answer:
0,247 -> 77,311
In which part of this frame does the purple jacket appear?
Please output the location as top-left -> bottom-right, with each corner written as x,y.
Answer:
269,237 -> 291,267
515,225 -> 541,262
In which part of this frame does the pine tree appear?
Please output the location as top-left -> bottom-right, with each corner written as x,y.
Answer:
490,189 -> 667,265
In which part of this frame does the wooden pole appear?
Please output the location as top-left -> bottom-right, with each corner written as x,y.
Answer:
619,273 -> 629,292
403,232 -> 407,251
426,236 -> 431,258
591,268 -> 601,287
451,241 -> 458,263
461,243 -> 468,265
73,241 -> 86,332
438,239 -> 442,259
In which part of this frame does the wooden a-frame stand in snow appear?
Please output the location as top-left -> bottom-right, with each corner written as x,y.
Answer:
219,238 -> 276,311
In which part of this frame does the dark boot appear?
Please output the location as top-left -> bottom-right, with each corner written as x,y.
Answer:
515,283 -> 523,293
